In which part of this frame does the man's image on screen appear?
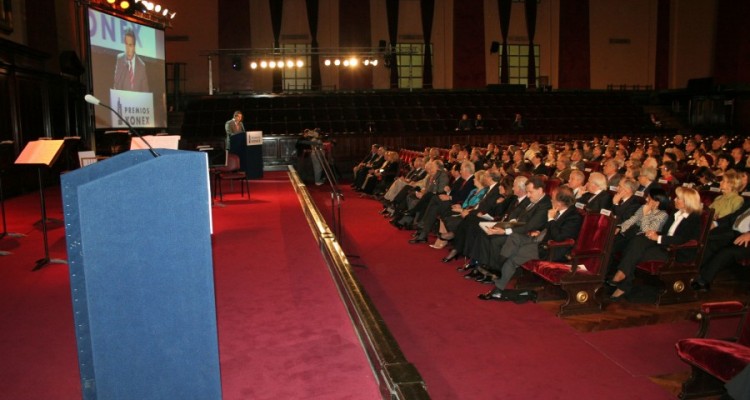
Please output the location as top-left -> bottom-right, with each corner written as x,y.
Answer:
113,27 -> 149,92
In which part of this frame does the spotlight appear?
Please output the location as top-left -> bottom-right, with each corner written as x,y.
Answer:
107,0 -> 116,4
371,59 -> 378,66
324,59 -> 331,66
162,8 -> 169,16
170,12 -> 176,19
120,0 -> 131,10
334,59 -> 341,66
144,1 -> 154,10
296,59 -> 304,68
364,59 -> 370,66
286,60 -> 294,68
250,61 -> 258,69
154,4 -> 161,12
260,61 -> 268,69
349,58 -> 358,67
343,60 -> 350,67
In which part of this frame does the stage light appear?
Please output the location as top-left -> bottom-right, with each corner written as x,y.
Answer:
349,58 -> 358,67
162,8 -> 169,16
334,59 -> 341,66
363,59 -> 370,66
170,12 -> 176,19
154,4 -> 161,12
324,59 -> 331,66
286,60 -> 294,68
144,1 -> 154,10
260,61 -> 268,69
107,0 -> 116,4
269,60 -> 276,68
296,59 -> 304,68
343,60 -> 350,66
371,59 -> 378,66
120,0 -> 131,10
250,61 -> 258,69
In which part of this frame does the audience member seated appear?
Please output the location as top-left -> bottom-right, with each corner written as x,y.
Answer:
391,160 -> 450,229
381,156 -> 426,208
473,114 -> 484,130
361,151 -> 401,195
441,172 -> 513,263
606,187 -> 703,302
464,176 -> 552,284
430,170 -> 489,249
353,146 -> 386,189
577,172 -> 613,212
456,113 -> 472,131
606,187 -> 670,279
409,161 -> 476,243
478,185 -> 583,301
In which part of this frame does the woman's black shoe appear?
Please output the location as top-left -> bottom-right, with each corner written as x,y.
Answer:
604,279 -> 619,288
442,250 -> 459,263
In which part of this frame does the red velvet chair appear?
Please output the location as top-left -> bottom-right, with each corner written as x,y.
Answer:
635,208 -> 714,305
518,211 -> 617,316
676,301 -> 750,399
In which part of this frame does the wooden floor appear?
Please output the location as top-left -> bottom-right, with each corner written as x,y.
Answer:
535,276 -> 750,398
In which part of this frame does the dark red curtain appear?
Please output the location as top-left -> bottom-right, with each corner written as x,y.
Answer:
714,0 -> 750,85
420,0 -> 434,89
524,0 -> 537,88
339,1 -> 373,89
386,0 -> 400,89
269,0 -> 283,92
558,0 -> 590,89
306,0 -> 322,90
655,0 -> 669,90
498,0 -> 512,84
452,0 -> 486,88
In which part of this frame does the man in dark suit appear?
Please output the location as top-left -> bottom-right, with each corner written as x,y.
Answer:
577,172 -> 613,212
529,152 -> 551,176
612,178 -> 642,222
353,146 -> 386,189
410,161 -> 476,243
392,160 -> 450,228
603,159 -> 622,188
480,185 -> 583,299
441,171 -> 509,262
467,176 -> 552,282
113,27 -> 149,92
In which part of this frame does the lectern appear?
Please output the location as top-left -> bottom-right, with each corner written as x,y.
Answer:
230,131 -> 263,179
61,149 -> 221,400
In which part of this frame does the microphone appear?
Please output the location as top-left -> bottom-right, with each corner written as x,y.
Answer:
85,94 -> 159,158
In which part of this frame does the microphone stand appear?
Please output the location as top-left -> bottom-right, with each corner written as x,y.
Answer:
88,97 -> 160,158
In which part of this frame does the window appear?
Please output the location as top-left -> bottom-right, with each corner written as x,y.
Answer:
395,43 -> 431,89
281,43 -> 311,91
498,44 -> 540,86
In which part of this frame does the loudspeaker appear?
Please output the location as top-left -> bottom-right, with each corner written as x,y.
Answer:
59,51 -> 85,76
490,41 -> 500,54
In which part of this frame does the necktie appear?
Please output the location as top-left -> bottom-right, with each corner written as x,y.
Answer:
129,60 -> 134,89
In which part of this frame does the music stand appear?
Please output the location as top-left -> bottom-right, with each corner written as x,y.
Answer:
0,140 -> 25,256
15,139 -> 68,270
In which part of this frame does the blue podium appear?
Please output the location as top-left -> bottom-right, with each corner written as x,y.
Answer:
61,150 -> 221,400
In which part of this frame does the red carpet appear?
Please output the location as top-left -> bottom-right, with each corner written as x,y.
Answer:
309,184 -> 692,399
0,171 -> 380,399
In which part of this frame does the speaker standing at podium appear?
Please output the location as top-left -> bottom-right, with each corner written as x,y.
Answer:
113,27 -> 149,92
225,111 -> 245,150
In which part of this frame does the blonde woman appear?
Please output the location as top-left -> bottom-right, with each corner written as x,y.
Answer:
607,187 -> 703,301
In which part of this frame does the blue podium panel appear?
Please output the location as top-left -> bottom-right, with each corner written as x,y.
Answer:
230,132 -> 263,179
61,150 -> 221,400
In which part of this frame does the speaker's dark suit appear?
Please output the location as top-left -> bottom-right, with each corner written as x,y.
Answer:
113,53 -> 149,92
493,206 -> 584,289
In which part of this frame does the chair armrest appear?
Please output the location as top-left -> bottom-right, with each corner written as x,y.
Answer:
693,301 -> 748,338
546,239 -> 575,248
668,239 -> 698,251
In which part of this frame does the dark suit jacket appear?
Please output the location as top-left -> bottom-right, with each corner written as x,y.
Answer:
531,164 -> 552,176
473,183 -> 503,214
543,207 -> 584,261
449,176 -> 476,205
509,195 -> 553,235
581,191 -> 613,213
613,196 -> 642,223
424,170 -> 450,194
659,212 -> 702,262
114,53 -> 149,92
